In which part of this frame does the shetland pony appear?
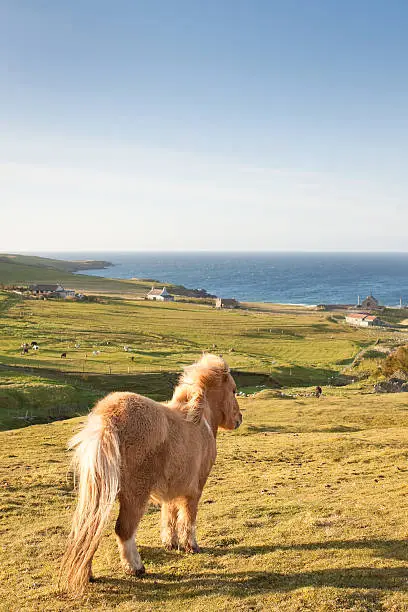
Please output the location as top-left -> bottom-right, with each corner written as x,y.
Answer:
60,354 -> 242,596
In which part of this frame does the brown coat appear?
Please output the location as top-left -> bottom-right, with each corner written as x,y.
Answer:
60,354 -> 242,597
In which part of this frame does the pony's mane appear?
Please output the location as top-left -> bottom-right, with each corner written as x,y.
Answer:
179,353 -> 229,387
170,354 -> 229,424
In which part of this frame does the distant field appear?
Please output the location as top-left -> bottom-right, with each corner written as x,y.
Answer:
0,253 -> 112,273
1,286 -> 407,433
2,392 -> 408,611
0,290 -> 397,381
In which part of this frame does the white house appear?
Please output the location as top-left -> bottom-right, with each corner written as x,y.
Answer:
345,313 -> 380,327
146,286 -> 174,301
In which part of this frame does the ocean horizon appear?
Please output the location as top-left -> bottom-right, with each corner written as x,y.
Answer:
24,251 -> 408,307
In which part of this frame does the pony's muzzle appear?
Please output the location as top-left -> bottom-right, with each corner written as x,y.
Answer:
234,414 -> 243,429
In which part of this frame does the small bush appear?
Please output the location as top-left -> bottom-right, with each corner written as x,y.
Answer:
382,345 -> 408,377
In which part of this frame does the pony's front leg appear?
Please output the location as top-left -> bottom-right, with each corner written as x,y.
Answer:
115,493 -> 148,576
176,496 -> 201,553
161,501 -> 179,550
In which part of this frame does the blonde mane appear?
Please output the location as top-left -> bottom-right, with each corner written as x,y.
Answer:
169,354 -> 229,423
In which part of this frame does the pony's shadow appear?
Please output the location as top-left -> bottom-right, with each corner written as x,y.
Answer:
93,566 -> 408,602
205,538 -> 408,562
87,539 -> 408,604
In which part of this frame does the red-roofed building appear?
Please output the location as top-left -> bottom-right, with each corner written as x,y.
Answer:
345,313 -> 380,327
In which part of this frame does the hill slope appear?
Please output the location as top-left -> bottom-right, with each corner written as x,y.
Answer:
0,253 -> 113,273
1,392 -> 408,611
0,253 -> 151,294
0,253 -> 215,297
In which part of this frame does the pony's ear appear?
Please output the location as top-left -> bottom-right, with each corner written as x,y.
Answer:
185,388 -> 206,425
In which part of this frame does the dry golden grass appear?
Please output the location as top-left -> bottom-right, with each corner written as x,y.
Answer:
2,391 -> 408,611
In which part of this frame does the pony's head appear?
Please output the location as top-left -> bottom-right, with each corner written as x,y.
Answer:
172,354 -> 242,431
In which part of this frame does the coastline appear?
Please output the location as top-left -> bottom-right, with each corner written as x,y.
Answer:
4,252 -> 408,307
70,259 -> 114,272
62,251 -> 408,306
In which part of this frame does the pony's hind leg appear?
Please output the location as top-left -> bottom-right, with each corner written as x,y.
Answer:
176,496 -> 201,553
161,501 -> 179,550
115,492 -> 148,576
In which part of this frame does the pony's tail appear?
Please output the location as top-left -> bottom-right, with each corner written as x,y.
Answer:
59,413 -> 121,597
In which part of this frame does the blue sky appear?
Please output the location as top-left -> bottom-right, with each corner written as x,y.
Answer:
2,0 -> 408,251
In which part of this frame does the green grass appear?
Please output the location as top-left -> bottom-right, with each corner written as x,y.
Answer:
0,253 -> 113,273
2,392 -> 408,611
1,288 -> 407,433
0,368 -> 99,430
2,268 -> 408,610
0,366 -> 279,431
0,256 -> 152,295
0,291 -> 399,379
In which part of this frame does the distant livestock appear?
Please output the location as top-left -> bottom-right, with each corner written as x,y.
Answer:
60,354 -> 242,596
20,342 -> 29,354
61,352 -> 67,358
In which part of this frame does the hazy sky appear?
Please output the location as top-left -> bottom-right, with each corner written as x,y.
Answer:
2,0 -> 408,252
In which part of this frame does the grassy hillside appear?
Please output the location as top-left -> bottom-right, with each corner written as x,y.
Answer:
1,288 -> 407,431
0,291 -> 397,380
0,253 -> 113,273
0,366 -> 278,431
2,392 -> 408,611
2,270 -> 408,610
0,253 -> 215,298
0,254 -> 153,295
0,367 -> 99,430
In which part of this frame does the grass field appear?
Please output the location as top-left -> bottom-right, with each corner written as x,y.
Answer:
2,392 -> 408,611
1,287 -> 407,429
1,291 -> 401,378
1,256 -> 408,610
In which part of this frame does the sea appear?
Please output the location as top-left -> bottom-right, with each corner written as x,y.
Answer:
36,251 -> 408,307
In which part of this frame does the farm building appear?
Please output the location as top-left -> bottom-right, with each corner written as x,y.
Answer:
215,298 -> 240,309
345,313 -> 381,327
147,287 -> 174,301
28,284 -> 75,298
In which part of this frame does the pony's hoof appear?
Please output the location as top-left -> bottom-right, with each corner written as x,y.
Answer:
89,574 -> 96,583
181,543 -> 202,553
191,544 -> 202,554
164,543 -> 178,551
124,564 -> 146,577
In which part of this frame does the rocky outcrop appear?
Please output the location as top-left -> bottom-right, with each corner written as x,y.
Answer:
374,377 -> 408,393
